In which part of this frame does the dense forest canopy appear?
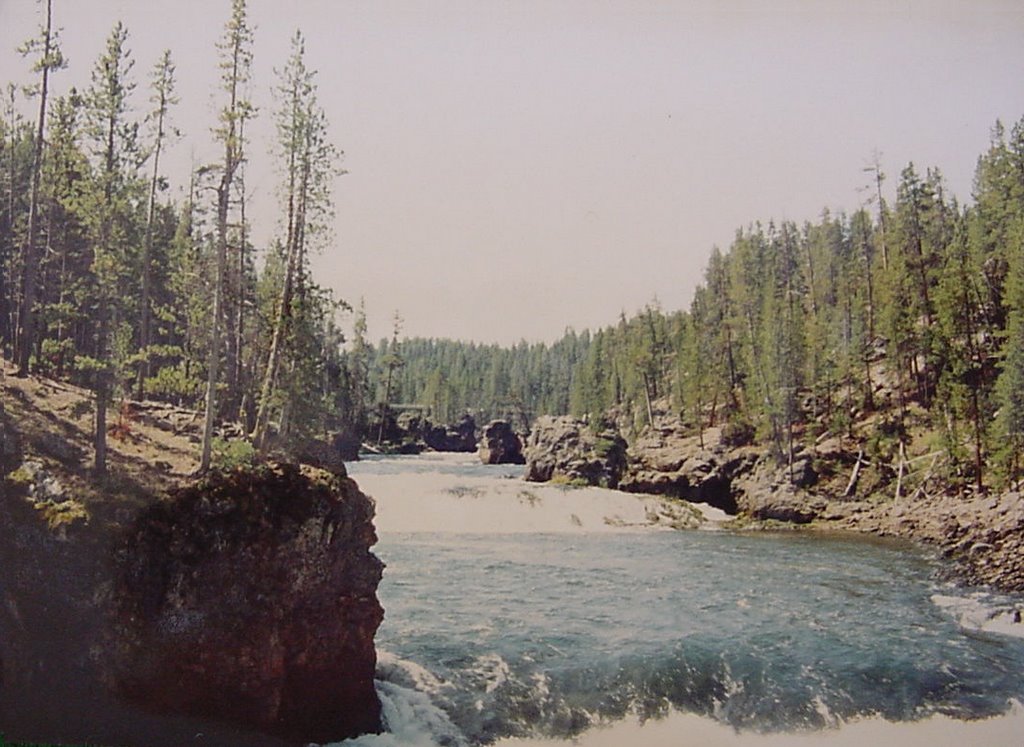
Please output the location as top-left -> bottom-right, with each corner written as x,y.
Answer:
3,1 -> 1024,489
387,125 -> 1024,490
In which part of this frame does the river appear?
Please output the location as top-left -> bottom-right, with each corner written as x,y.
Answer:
337,453 -> 1024,747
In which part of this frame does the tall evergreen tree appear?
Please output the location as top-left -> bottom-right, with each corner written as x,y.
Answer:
15,0 -> 64,375
79,21 -> 140,475
38,89 -> 89,378
137,49 -> 178,396
1,84 -> 30,352
201,0 -> 255,469
253,29 -> 340,450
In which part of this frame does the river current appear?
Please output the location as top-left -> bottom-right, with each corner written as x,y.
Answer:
337,453 -> 1024,747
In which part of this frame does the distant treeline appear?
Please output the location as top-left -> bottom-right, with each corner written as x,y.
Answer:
390,120 -> 1024,489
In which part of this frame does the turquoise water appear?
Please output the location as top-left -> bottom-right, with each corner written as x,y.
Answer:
342,455 -> 1024,746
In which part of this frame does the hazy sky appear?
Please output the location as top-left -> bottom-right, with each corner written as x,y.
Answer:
3,0 -> 1024,345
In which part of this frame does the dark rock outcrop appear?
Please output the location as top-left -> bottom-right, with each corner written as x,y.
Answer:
295,435 -> 353,473
477,420 -> 525,465
109,463 -> 384,743
331,430 -> 362,461
0,460 -> 383,746
619,425 -> 748,514
524,416 -> 627,488
424,414 -> 477,453
372,411 -> 477,454
724,450 -> 827,523
619,425 -> 829,519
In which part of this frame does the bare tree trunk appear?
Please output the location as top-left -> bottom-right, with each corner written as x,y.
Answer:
137,85 -> 168,399
252,241 -> 298,450
94,310 -> 109,475
200,179 -> 231,471
252,150 -> 299,451
233,141 -> 248,418
200,4 -> 248,469
16,0 -> 55,376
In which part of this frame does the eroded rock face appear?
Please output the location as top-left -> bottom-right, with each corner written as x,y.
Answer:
422,414 -> 477,453
524,416 -> 628,488
478,420 -> 525,465
109,463 -> 384,743
619,425 -> 746,514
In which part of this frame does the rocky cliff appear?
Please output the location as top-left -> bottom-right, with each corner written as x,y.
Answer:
0,366 -> 384,746
524,416 -> 628,488
620,419 -> 1024,592
109,463 -> 384,743
521,406 -> 1024,592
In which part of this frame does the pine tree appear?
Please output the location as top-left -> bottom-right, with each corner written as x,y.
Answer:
252,29 -> 340,451
15,0 -> 65,375
375,312 -> 404,444
934,211 -> 990,489
343,299 -> 372,438
38,89 -> 89,378
79,22 -> 141,475
2,85 -> 31,353
201,0 -> 255,469
137,49 -> 178,397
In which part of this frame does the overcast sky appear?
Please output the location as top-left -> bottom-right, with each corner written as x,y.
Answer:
3,0 -> 1024,345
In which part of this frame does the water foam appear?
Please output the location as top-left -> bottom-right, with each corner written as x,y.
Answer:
353,468 -> 700,535
931,589 -> 1024,639
332,680 -> 466,747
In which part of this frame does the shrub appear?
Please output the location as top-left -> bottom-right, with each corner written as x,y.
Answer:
211,438 -> 257,471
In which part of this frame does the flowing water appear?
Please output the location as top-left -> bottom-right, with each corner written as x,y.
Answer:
336,453 -> 1024,747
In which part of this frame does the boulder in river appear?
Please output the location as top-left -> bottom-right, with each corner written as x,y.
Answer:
478,420 -> 525,465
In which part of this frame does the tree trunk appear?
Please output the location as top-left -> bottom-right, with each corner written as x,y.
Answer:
137,95 -> 166,399
233,144 -> 248,418
200,179 -> 231,471
251,246 -> 297,450
252,75 -> 302,451
94,308 -> 109,475
16,0 -> 54,376
252,170 -> 299,451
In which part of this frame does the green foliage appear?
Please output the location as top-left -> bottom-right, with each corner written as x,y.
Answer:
549,474 -> 591,489
210,437 -> 256,471
144,362 -> 202,401
36,337 -> 76,375
592,435 -> 619,459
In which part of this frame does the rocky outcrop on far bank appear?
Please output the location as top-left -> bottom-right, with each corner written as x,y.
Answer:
425,414 -> 478,453
619,425 -> 746,514
617,418 -> 1024,592
478,420 -> 525,465
524,416 -> 628,488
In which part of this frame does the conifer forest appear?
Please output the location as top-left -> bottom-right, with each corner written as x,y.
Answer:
4,0 -> 1024,493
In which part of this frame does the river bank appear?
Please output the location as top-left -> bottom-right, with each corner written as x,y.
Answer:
523,415 -> 1024,593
